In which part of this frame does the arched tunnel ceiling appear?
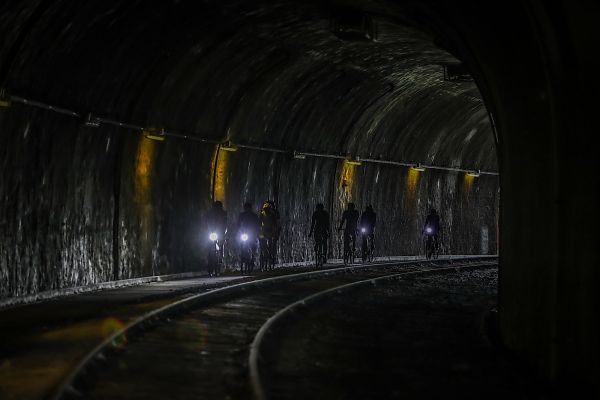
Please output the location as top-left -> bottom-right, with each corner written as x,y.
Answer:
1,0 -> 497,171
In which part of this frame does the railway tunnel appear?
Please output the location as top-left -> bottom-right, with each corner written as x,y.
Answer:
0,0 -> 598,398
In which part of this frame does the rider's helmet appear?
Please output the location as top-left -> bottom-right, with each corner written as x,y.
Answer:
267,200 -> 276,209
316,203 -> 324,211
430,208 -> 437,215
214,200 -> 223,210
348,202 -> 355,210
243,202 -> 253,212
366,204 -> 373,212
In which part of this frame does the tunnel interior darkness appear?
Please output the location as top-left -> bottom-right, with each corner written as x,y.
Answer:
0,0 -> 499,293
0,0 -> 598,391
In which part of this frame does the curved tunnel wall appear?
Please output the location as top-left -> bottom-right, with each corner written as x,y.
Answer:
0,0 -> 499,299
0,0 -> 498,297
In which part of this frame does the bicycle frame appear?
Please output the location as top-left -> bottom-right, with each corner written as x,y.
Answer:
360,229 -> 374,263
424,233 -> 439,259
314,232 -> 328,267
341,230 -> 356,265
259,237 -> 275,272
240,233 -> 255,273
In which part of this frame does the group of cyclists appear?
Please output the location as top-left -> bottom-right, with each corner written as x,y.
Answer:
309,202 -> 378,266
204,199 -> 441,275
205,200 -> 281,275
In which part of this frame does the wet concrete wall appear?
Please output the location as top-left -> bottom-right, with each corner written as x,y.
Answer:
0,1 -> 498,299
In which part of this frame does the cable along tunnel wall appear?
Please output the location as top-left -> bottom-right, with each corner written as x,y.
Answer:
0,0 -> 499,299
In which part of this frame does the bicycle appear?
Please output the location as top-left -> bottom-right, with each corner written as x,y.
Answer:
423,227 -> 439,260
259,236 -> 274,272
207,231 -> 223,276
360,227 -> 374,263
313,231 -> 328,267
340,229 -> 356,265
240,232 -> 255,273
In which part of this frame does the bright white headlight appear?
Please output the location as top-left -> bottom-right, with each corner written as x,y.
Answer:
209,232 -> 218,241
426,227 -> 433,234
241,233 -> 249,242
361,228 -> 366,233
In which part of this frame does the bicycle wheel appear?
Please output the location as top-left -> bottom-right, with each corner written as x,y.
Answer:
216,256 -> 221,275
425,237 -> 433,259
207,248 -> 216,276
342,234 -> 349,265
316,252 -> 321,267
241,243 -> 252,273
258,239 -> 266,271
268,238 -> 276,270
316,239 -> 324,267
433,237 -> 440,259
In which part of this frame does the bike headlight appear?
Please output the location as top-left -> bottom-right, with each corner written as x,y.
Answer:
426,227 -> 433,234
209,232 -> 218,242
361,228 -> 366,233
241,233 -> 249,242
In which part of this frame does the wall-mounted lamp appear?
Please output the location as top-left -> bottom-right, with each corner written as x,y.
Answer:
411,163 -> 426,172
220,141 -> 238,152
144,128 -> 166,141
0,88 -> 11,108
83,113 -> 100,128
346,156 -> 362,166
466,170 -> 481,177
293,151 -> 306,159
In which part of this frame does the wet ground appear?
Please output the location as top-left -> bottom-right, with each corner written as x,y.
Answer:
2,259 -> 532,400
0,275 -> 248,400
260,268 -> 549,399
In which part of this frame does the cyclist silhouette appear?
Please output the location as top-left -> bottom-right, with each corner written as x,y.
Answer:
423,208 -> 441,259
309,203 -> 330,266
259,201 -> 279,270
338,203 -> 359,264
205,201 -> 228,274
359,205 -> 376,261
238,202 -> 260,271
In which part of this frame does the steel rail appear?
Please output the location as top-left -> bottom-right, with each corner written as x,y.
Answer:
248,259 -> 498,400
49,256 -> 494,400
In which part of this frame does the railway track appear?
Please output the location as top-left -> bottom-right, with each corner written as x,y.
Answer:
51,257 -> 497,400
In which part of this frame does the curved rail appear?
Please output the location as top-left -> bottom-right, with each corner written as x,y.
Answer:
50,256 -> 495,400
248,260 -> 498,400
